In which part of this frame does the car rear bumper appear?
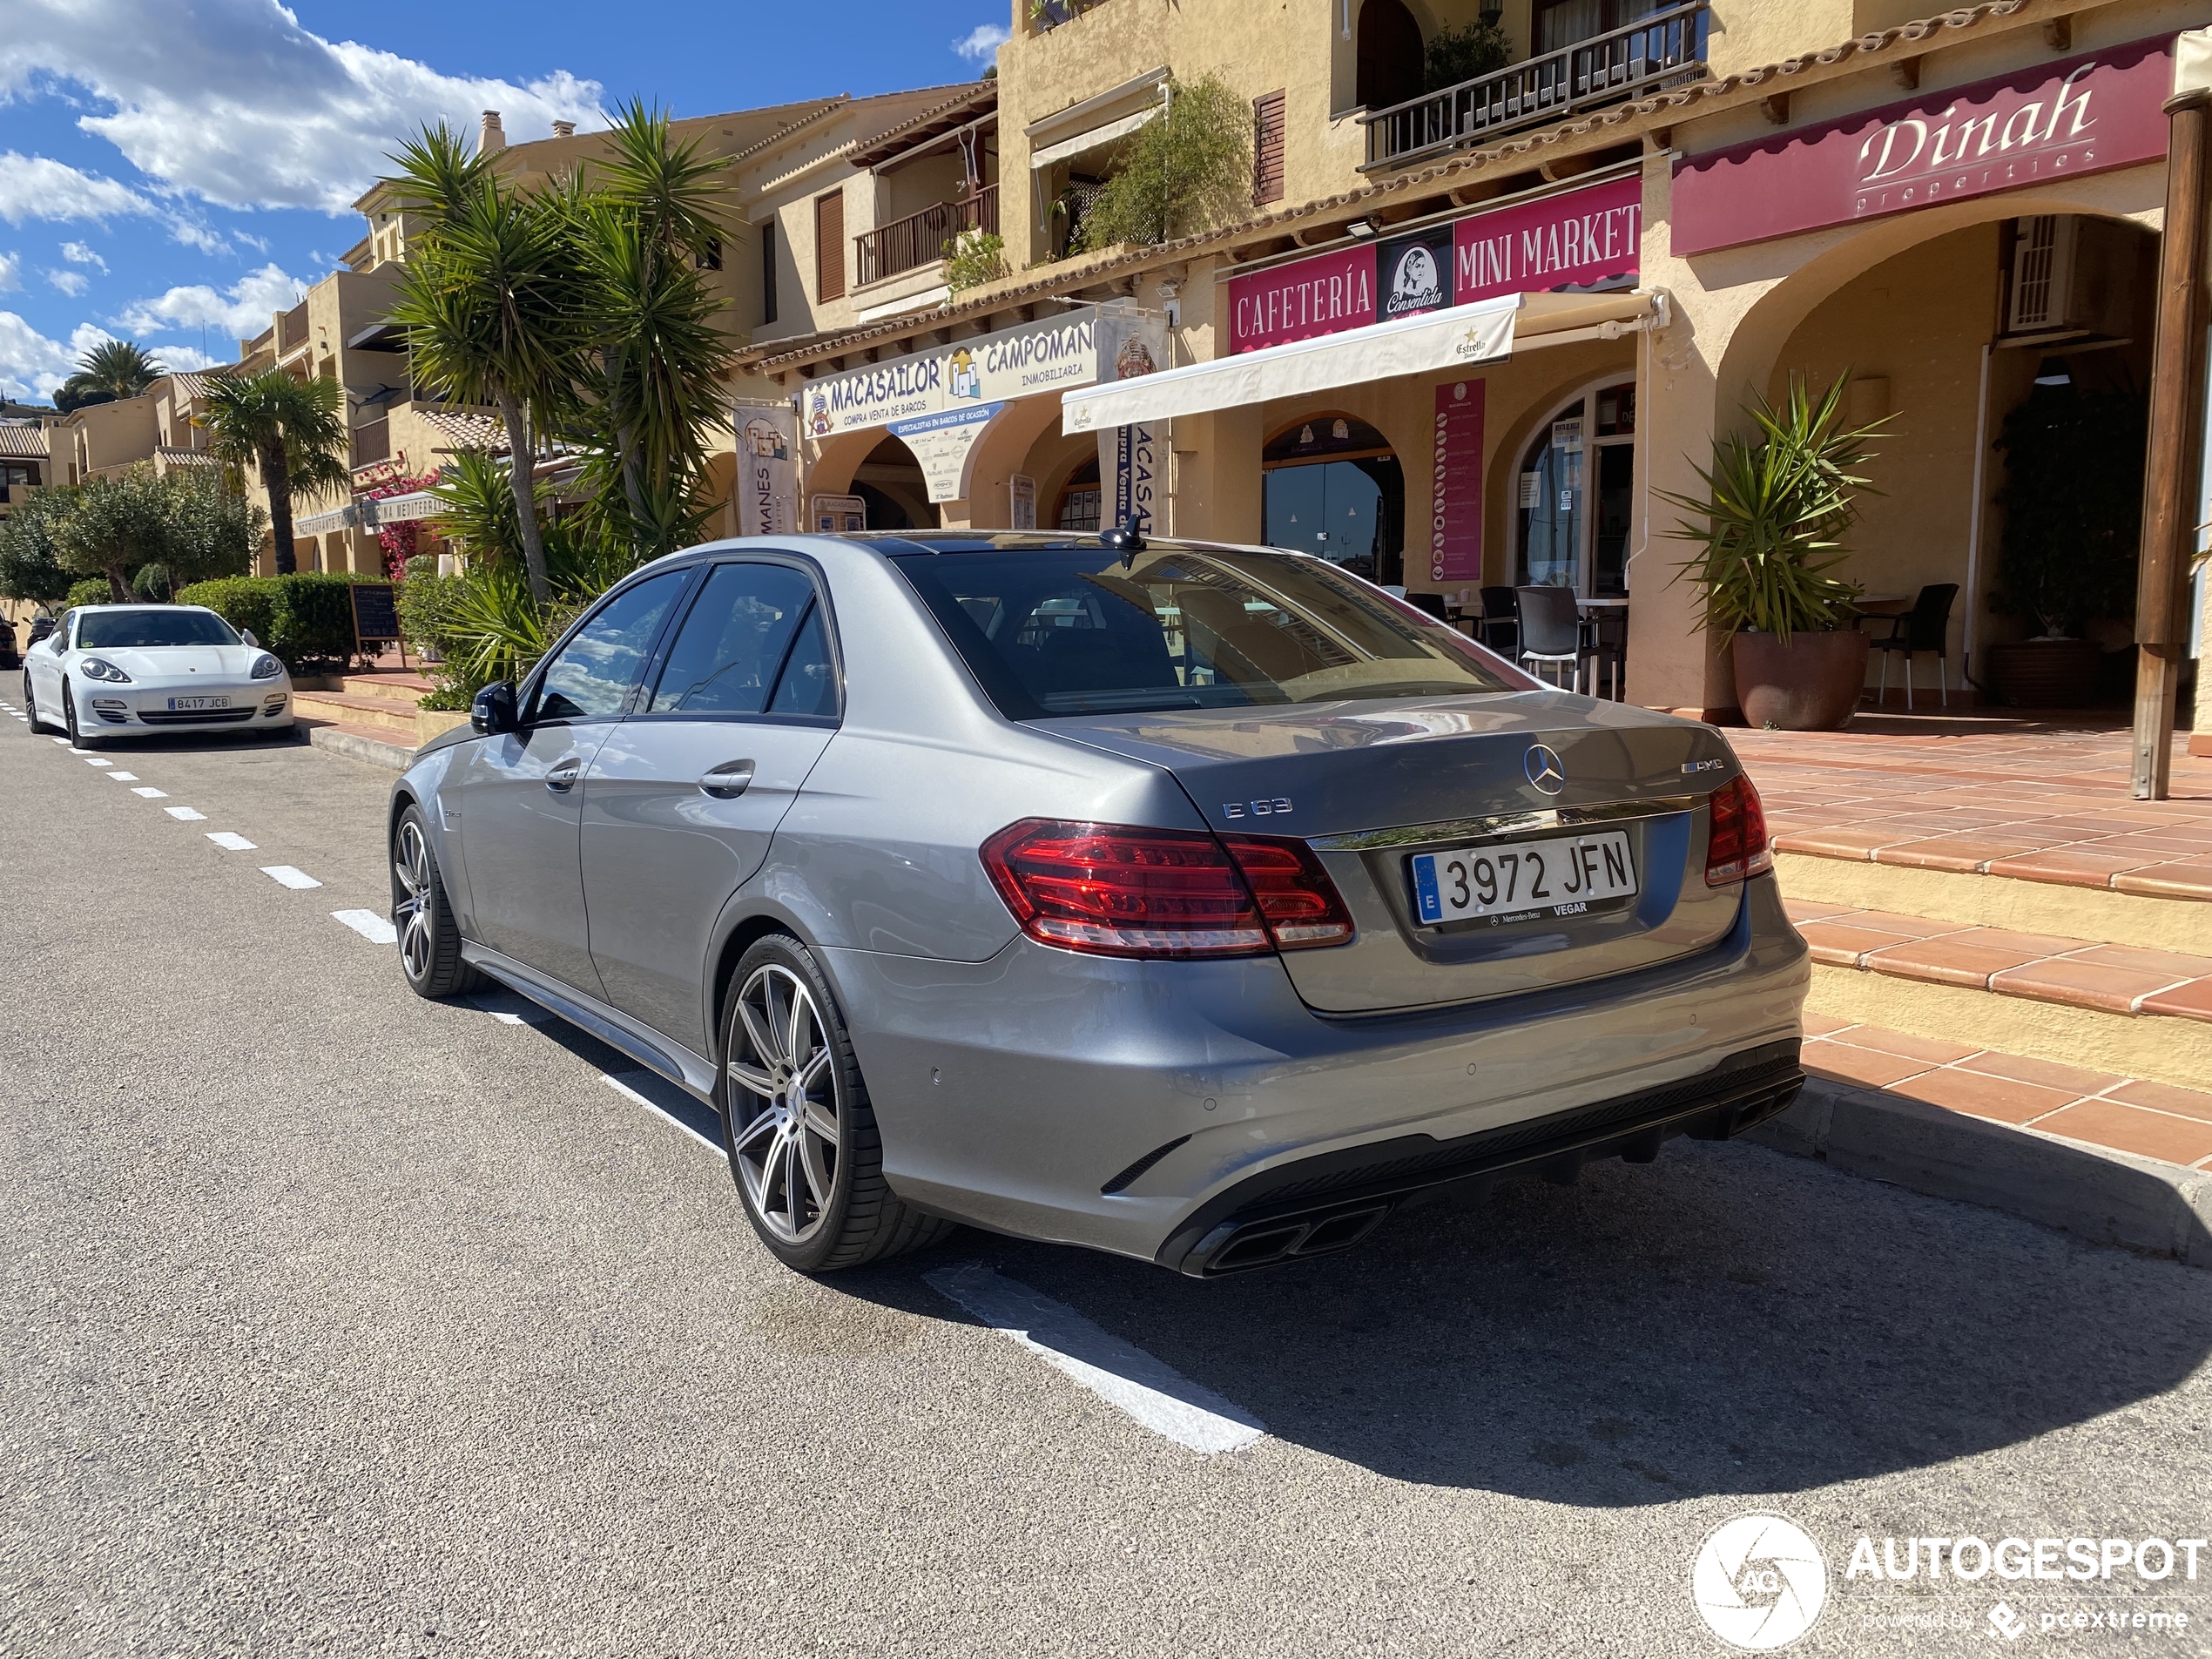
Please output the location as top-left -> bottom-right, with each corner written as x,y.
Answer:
827,873 -> 1811,1267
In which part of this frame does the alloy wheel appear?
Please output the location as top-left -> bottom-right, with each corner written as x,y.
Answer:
725,963 -> 841,1244
392,819 -> 435,983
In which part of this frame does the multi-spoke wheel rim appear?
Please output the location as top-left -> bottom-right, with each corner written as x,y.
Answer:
725,964 -> 840,1244
393,820 -> 435,983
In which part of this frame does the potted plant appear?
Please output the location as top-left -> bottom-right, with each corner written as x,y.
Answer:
1984,379 -> 2148,708
1662,373 -> 1888,731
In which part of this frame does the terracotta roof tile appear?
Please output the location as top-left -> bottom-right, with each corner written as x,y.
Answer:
0,424 -> 51,458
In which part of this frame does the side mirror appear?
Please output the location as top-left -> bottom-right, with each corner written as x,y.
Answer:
471,681 -> 520,736
239,628 -> 259,647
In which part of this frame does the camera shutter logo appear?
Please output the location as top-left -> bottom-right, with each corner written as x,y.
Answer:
1690,1513 -> 1828,1650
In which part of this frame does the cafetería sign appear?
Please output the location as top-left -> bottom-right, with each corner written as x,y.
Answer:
1670,34 -> 2174,255
1226,172 -> 1642,354
802,306 -> 1159,439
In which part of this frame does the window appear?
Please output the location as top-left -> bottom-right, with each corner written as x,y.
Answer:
891,543 -> 1517,719
815,190 -> 846,303
1515,380 -> 1635,598
1252,90 -> 1286,206
699,236 -> 723,272
1055,456 -> 1101,532
649,563 -> 827,716
766,603 -> 837,717
759,219 -> 778,326
1534,0 -> 1668,54
531,571 -> 687,723
1260,415 -> 1404,585
78,610 -> 239,648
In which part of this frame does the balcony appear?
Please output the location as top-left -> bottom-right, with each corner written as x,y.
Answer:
276,300 -> 312,358
351,418 -> 391,469
855,185 -> 1001,288
1359,0 -> 1708,172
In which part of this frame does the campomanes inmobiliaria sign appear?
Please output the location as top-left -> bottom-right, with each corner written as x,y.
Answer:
1225,172 -> 1642,354
1671,34 -> 2175,255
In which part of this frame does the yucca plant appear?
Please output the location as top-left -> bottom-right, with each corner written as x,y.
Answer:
1661,373 -> 1889,643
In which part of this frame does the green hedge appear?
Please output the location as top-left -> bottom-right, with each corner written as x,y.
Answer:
174,572 -> 381,671
65,577 -> 113,610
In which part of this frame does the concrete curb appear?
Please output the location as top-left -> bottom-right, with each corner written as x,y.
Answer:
306,724 -> 413,772
1747,1077 -> 2212,1269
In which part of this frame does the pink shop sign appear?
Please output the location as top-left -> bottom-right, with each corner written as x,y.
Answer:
1672,34 -> 2174,257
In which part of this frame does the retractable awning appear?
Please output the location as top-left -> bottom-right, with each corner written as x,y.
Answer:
1061,289 -> 1657,434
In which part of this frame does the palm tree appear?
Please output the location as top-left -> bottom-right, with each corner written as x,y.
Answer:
55,340 -> 163,412
195,370 -> 352,576
385,124 -> 582,606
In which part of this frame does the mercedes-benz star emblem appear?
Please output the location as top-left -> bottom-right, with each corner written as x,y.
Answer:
1524,744 -> 1566,795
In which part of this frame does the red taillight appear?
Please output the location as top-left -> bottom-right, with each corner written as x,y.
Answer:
980,819 -> 1354,960
1704,773 -> 1772,886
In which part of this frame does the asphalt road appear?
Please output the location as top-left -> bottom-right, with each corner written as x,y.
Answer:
3,707 -> 2209,1659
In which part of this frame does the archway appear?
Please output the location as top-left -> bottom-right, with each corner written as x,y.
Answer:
851,435 -> 937,531
1261,413 -> 1405,583
1512,376 -> 1637,598
1356,0 -> 1423,112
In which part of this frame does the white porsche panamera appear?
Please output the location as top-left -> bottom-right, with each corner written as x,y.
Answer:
21,604 -> 294,747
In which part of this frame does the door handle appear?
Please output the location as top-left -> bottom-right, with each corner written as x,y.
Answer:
699,759 -> 756,799
544,756 -> 583,793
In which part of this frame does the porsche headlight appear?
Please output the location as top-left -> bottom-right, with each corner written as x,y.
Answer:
250,653 -> 285,680
79,658 -> 132,684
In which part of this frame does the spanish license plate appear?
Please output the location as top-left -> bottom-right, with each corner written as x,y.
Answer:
1410,829 -> 1638,927
166,695 -> 231,711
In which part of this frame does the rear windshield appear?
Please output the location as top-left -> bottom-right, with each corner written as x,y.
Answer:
892,544 -> 1523,718
77,610 -> 238,649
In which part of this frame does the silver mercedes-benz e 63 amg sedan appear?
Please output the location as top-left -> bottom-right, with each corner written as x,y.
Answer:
388,532 -> 1808,1277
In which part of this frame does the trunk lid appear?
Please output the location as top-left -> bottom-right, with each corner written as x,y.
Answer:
1042,691 -> 1747,1014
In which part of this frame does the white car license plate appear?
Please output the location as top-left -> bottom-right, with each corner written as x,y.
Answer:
1410,830 -> 1638,927
166,695 -> 231,711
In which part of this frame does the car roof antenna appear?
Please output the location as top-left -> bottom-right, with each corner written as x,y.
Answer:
1101,513 -> 1146,567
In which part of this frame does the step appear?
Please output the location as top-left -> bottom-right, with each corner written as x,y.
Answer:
292,687 -> 419,738
1787,899 -> 2212,1093
1774,853 -> 2208,954
339,670 -> 436,704
300,718 -> 415,772
1800,1013 -> 2212,1172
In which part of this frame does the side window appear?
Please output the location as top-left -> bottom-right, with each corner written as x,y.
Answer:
766,603 -> 837,716
650,563 -> 822,716
531,570 -> 687,723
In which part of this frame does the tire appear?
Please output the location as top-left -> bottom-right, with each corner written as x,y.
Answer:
390,803 -> 481,998
60,679 -> 98,749
24,671 -> 51,733
717,933 -> 954,1273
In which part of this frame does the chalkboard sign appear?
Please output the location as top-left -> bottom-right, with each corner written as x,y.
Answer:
349,582 -> 405,667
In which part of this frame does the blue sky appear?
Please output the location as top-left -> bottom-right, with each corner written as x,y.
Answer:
1,0 -> 1008,401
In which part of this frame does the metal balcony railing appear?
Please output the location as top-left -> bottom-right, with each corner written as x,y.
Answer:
854,185 -> 1001,287
1359,0 -> 1709,172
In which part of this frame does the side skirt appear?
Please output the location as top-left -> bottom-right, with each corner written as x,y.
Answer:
461,941 -> 720,1104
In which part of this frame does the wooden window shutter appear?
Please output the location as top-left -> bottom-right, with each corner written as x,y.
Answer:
1252,91 -> 1286,206
815,190 -> 846,302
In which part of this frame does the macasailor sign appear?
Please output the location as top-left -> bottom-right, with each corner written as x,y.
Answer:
1226,172 -> 1642,354
1671,34 -> 2174,256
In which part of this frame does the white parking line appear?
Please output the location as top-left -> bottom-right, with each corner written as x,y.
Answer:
131,786 -> 167,798
332,909 -> 397,944
164,806 -> 206,820
260,865 -> 321,889
922,1263 -> 1268,1456
601,1073 -> 720,1152
206,832 -> 256,851
51,737 -> 69,745
105,772 -> 138,781
84,757 -> 112,767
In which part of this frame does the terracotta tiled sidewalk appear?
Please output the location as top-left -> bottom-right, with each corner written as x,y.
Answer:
1804,1014 -> 2212,1170
1782,899 -> 2212,1022
1730,711 -> 2212,900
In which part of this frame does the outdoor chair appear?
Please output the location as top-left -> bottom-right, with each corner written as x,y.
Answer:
1869,583 -> 1959,710
1516,585 -> 1584,691
1479,586 -> 1521,655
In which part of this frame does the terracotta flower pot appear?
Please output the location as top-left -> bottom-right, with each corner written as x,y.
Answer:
1984,638 -> 2104,708
1729,628 -> 1871,731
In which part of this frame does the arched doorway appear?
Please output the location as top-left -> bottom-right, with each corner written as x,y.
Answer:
1356,0 -> 1423,111
852,435 -> 937,531
1514,378 -> 1635,597
1261,414 -> 1405,583
1054,455 -> 1101,532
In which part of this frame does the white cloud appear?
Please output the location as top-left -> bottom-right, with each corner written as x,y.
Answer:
0,315 -> 115,400
0,253 -> 20,293
117,262 -> 307,338
47,269 -> 89,297
60,240 -> 108,271
953,23 -> 1009,62
2,0 -> 607,213
0,151 -> 161,225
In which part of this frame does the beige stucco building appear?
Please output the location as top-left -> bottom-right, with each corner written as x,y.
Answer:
732,0 -> 2206,725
